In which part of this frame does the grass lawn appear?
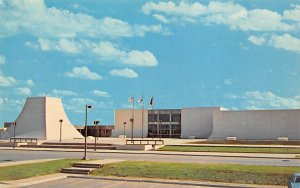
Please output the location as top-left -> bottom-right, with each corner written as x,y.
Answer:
158,145 -> 300,154
188,140 -> 300,145
0,159 -> 78,181
92,161 -> 299,186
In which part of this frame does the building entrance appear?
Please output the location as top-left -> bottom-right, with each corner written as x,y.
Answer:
148,109 -> 181,138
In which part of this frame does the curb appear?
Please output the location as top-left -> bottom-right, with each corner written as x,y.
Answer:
67,175 -> 284,188
0,147 -> 296,160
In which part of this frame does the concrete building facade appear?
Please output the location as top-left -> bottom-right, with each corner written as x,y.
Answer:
112,109 -> 148,138
113,107 -> 300,140
210,109 -> 300,140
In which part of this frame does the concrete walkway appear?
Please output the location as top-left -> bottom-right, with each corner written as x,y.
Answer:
0,146 -> 297,159
0,173 -> 285,188
0,158 -> 63,167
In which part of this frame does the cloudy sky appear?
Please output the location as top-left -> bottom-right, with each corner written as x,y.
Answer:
1,0 -> 300,126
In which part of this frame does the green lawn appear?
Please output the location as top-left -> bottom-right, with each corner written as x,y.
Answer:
0,159 -> 78,181
92,161 -> 299,185
158,145 -> 300,154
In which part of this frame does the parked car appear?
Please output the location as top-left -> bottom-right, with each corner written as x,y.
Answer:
288,174 -> 300,188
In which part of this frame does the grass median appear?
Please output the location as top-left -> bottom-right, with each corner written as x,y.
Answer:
158,145 -> 300,154
0,159 -> 78,181
92,161 -> 299,186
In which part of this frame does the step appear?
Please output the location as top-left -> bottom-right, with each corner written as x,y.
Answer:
19,145 -> 116,150
42,142 -> 112,146
73,163 -> 103,168
61,167 -> 94,175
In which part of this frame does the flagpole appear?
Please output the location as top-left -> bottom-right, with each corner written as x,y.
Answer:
142,99 -> 144,139
131,97 -> 134,140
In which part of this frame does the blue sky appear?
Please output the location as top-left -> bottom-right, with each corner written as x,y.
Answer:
1,0 -> 300,127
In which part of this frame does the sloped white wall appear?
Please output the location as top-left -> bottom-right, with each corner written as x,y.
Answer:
45,97 -> 83,140
7,97 -> 46,139
7,97 -> 83,140
181,107 -> 220,138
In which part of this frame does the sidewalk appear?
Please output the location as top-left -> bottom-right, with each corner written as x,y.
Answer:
0,146 -> 297,159
71,175 -> 285,188
0,158 -> 63,168
0,173 -> 67,188
0,173 -> 285,188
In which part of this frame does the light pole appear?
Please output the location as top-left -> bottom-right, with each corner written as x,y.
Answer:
130,118 -> 134,140
82,105 -> 92,160
59,119 -> 63,142
13,121 -> 16,149
94,120 -> 99,151
123,121 -> 126,138
129,97 -> 135,140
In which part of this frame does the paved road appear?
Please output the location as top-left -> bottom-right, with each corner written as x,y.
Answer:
0,150 -> 299,166
23,176 -> 273,188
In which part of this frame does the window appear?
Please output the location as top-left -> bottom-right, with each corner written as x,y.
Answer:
159,114 -> 170,122
148,114 -> 157,122
295,177 -> 300,183
159,124 -> 170,130
171,114 -> 181,122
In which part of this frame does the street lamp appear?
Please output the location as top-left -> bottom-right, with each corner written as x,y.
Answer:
130,118 -> 134,140
59,119 -> 63,142
13,121 -> 16,149
123,121 -> 126,138
82,105 -> 92,160
94,120 -> 99,151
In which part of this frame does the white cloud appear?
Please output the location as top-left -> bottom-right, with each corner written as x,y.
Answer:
38,38 -> 82,53
65,66 -> 103,80
224,79 -> 232,85
0,55 -> 6,64
64,97 -> 113,113
0,97 -> 24,112
224,93 -> 238,99
15,87 -> 31,96
235,9 -> 293,31
0,75 -> 17,87
26,79 -> 34,86
92,41 -> 125,59
226,91 -> 300,109
109,68 -> 138,78
51,89 -> 78,96
247,34 -> 300,54
269,34 -> 300,54
64,97 -> 98,113
142,1 -> 296,32
142,1 -> 206,17
33,39 -> 159,67
248,35 -> 266,46
243,91 -> 300,109
153,14 -> 169,24
283,5 -> 300,22
0,0 -> 166,39
121,50 -> 158,67
58,38 -> 82,53
92,90 -> 111,98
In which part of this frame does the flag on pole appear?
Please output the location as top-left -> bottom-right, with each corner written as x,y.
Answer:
128,96 -> 134,102
149,96 -> 153,107
136,97 -> 143,103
